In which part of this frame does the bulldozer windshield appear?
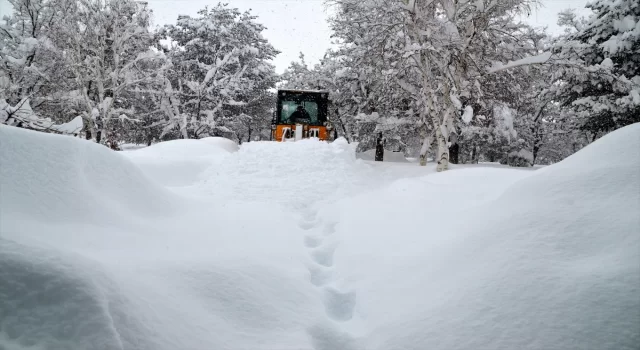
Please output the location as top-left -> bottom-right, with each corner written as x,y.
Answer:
281,101 -> 318,124
275,90 -> 329,126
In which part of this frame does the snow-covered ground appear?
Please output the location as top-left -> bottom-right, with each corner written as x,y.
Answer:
1,123 -> 639,350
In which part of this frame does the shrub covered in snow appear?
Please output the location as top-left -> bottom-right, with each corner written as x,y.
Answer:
504,149 -> 534,167
552,0 -> 640,136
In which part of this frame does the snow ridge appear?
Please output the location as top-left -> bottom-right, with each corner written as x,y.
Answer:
197,138 -> 378,209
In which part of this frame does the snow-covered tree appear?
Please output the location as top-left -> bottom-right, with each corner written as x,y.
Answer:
469,26 -> 554,166
157,4 -> 279,139
223,88 -> 277,143
49,0 -> 166,143
0,0 -> 79,131
2,0 -> 280,146
326,0 -> 540,170
552,0 -> 640,138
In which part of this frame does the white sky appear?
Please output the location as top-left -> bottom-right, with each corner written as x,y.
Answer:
0,0 -> 592,73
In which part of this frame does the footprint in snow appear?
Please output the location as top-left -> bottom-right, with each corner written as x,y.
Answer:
308,265 -> 332,287
302,210 -> 318,222
299,220 -> 317,230
310,244 -> 336,267
304,235 -> 323,248
323,287 -> 356,322
322,222 -> 337,236
307,323 -> 360,350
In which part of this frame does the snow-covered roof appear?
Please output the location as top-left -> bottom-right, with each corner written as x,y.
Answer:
277,89 -> 330,94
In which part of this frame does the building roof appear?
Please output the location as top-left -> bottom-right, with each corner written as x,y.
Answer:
277,89 -> 330,94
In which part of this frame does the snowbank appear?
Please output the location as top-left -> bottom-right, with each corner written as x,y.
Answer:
0,125 -> 180,224
119,143 -> 147,151
2,123 -> 638,350
356,149 -> 409,162
0,240 -> 135,350
197,137 -> 379,208
320,123 -> 640,350
128,138 -> 237,158
199,136 -> 240,153
121,137 -> 237,187
0,125 -> 324,350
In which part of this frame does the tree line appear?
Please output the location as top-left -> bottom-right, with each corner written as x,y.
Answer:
282,0 -> 639,169
1,0 -> 638,169
1,0 -> 278,147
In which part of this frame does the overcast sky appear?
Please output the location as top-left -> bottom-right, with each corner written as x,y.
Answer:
0,0 -> 592,73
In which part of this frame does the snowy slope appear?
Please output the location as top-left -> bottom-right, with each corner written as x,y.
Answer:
319,123 -> 640,350
120,137 -> 237,187
0,125 -> 324,350
1,123 -> 638,350
0,125 -> 181,224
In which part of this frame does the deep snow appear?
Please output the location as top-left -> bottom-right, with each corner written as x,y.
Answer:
322,124 -> 640,350
1,127 -> 323,350
1,123 -> 639,350
120,137 -> 238,187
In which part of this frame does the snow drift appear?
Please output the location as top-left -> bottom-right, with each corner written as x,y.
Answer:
1,122 -> 638,350
197,137 -> 379,208
0,125 -> 180,224
121,137 -> 237,187
0,125 -> 325,350
322,123 -> 640,350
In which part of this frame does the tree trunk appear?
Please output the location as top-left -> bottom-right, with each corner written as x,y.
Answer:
449,143 -> 459,164
435,124 -> 449,172
334,108 -> 350,143
531,101 -> 550,165
95,113 -> 104,144
375,132 -> 384,162
471,145 -> 478,164
449,133 -> 459,164
419,134 -> 431,166
181,114 -> 189,139
90,126 -> 97,142
423,88 -> 449,171
81,110 -> 97,142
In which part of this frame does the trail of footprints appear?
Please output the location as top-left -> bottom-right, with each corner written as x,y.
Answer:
299,210 -> 356,323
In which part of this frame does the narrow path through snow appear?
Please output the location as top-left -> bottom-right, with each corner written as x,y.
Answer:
173,138 -> 538,350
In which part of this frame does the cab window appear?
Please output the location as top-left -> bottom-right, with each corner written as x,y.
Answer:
280,101 -> 319,124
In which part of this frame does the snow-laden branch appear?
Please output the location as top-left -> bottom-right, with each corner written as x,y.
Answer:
488,52 -> 552,73
1,99 -> 83,134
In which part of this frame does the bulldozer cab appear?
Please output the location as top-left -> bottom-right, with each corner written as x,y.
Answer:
272,89 -> 331,141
